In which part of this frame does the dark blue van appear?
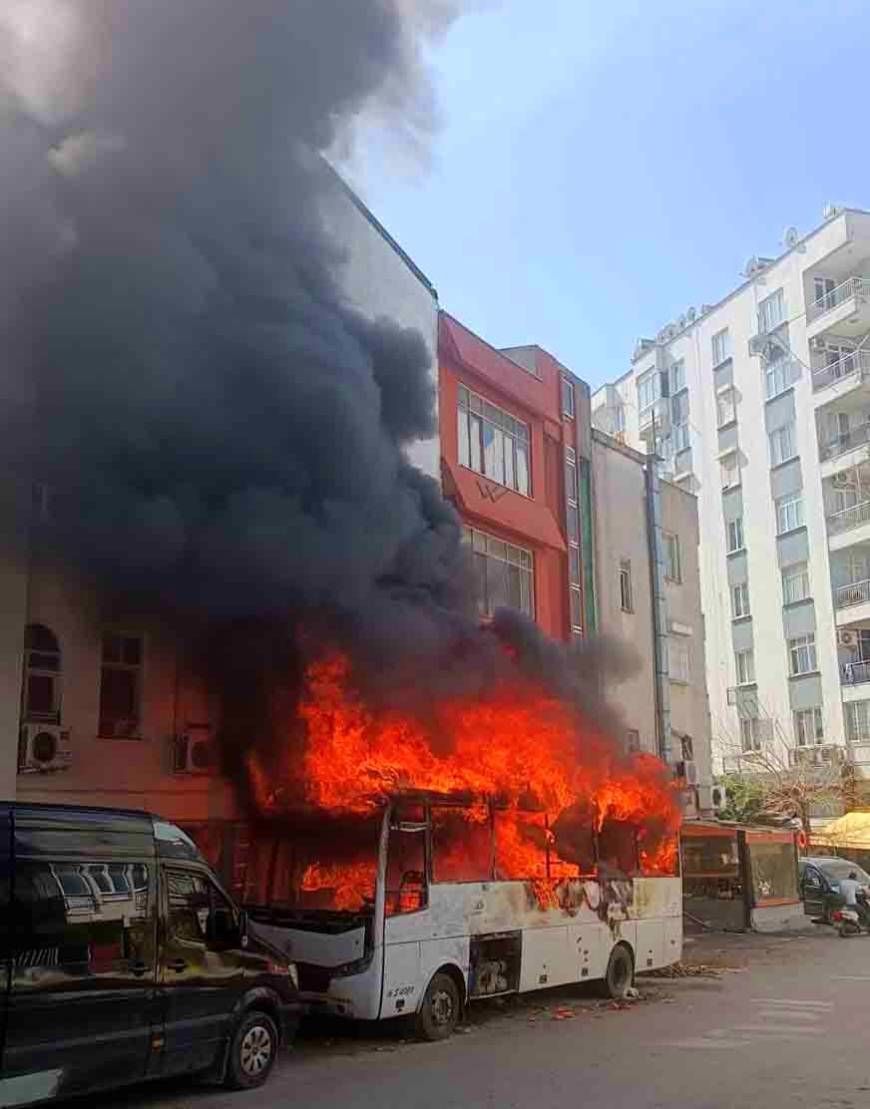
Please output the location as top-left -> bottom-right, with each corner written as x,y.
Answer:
0,804 -> 299,1106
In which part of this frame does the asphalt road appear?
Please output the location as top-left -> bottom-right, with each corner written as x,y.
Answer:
83,928 -> 870,1109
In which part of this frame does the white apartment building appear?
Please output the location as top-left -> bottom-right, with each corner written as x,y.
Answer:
593,206 -> 870,789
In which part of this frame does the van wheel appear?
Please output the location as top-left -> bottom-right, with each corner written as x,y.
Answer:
599,945 -> 634,999
225,1010 -> 279,1090
416,972 -> 460,1041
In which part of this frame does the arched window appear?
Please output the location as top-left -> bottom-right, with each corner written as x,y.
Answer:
23,623 -> 62,723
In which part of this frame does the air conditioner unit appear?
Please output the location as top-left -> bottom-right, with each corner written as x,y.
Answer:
838,629 -> 859,648
711,784 -> 728,812
172,726 -> 217,775
674,760 -> 699,787
832,471 -> 856,488
748,335 -> 768,357
809,336 -> 828,352
18,724 -> 71,773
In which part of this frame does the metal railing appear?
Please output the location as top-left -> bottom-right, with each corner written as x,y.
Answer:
836,578 -> 870,608
819,420 -> 870,462
807,275 -> 870,323
842,660 -> 870,685
788,744 -> 844,768
827,498 -> 870,535
812,348 -> 870,393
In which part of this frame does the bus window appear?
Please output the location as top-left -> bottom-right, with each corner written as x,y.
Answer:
385,818 -> 426,916
597,820 -> 639,879
432,806 -> 492,883
494,811 -> 547,879
550,806 -> 596,877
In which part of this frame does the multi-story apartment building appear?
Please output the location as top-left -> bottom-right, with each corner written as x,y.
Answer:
593,205 -> 870,789
440,312 -> 713,812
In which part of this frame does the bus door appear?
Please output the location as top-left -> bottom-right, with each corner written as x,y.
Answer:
379,807 -> 427,1018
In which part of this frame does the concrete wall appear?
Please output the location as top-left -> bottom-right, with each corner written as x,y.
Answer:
591,435 -> 657,754
320,177 -> 440,482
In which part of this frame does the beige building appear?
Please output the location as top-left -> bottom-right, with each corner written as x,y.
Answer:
591,429 -> 713,814
5,180 -> 440,866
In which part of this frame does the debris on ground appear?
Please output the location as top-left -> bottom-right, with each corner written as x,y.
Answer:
641,961 -> 722,979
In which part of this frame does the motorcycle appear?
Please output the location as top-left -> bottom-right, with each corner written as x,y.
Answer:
833,897 -> 870,937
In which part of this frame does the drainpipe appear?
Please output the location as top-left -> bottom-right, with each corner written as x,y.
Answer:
645,455 -> 672,764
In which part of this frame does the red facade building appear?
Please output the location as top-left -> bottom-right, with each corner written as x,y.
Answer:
439,311 -> 593,643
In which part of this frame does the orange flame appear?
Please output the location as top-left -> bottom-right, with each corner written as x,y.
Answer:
248,652 -> 681,908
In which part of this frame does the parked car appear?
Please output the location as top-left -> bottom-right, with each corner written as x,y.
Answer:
0,803 -> 300,1107
798,855 -> 870,922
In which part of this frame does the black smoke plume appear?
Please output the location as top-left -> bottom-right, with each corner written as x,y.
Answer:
1,1 -> 633,784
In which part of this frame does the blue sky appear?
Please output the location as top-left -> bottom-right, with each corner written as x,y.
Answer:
358,0 -> 870,390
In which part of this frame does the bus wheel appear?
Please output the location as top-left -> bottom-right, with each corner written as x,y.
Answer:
416,971 -> 461,1041
600,944 -> 634,999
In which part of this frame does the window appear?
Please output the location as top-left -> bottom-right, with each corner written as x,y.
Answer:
166,869 -> 235,946
731,581 -> 750,619
669,638 -> 690,684
712,328 -> 731,366
727,517 -> 744,553
814,276 -> 837,312
463,526 -> 534,618
776,493 -> 804,534
740,717 -> 763,753
670,360 -> 686,393
457,384 -> 530,495
673,421 -> 690,453
99,633 -> 143,738
23,623 -> 61,723
765,355 -> 795,400
564,448 -> 578,508
671,391 -> 689,424
735,648 -> 755,686
758,288 -> 785,334
716,391 -> 736,428
385,816 -> 427,915
569,585 -> 583,634
788,633 -> 817,676
613,405 -> 626,434
619,560 -> 633,612
847,700 -> 870,742
721,453 -> 740,490
782,562 -> 810,605
561,375 -> 575,418
626,729 -> 641,753
663,532 -> 681,582
769,422 -> 797,467
794,707 -> 824,747
637,371 -> 659,414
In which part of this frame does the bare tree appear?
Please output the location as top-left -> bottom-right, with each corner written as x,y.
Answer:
715,715 -> 848,848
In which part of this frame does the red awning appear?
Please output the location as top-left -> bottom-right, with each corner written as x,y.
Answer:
443,459 -> 566,553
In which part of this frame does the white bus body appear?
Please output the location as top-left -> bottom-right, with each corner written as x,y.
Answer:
246,798 -> 682,1031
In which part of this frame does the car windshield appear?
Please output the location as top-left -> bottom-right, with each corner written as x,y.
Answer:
819,860 -> 870,884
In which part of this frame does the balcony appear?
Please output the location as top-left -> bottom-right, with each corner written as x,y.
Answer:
638,397 -> 670,439
812,348 -> 870,399
819,422 -> 870,480
841,661 -> 870,700
836,578 -> 870,608
788,744 -> 845,769
827,499 -> 870,551
807,275 -> 870,340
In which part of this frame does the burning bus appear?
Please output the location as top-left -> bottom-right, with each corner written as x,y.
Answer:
232,653 -> 682,1039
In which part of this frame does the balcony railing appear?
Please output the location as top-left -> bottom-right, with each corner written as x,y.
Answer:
836,578 -> 870,608
842,660 -> 870,685
788,744 -> 845,768
812,349 -> 870,393
827,498 -> 870,536
807,275 -> 870,324
819,420 -> 870,462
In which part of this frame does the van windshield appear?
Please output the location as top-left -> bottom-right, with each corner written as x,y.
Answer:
153,820 -> 209,865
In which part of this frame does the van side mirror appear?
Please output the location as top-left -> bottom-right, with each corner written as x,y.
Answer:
238,908 -> 249,948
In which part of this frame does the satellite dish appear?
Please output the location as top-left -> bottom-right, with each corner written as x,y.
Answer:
783,226 -> 800,248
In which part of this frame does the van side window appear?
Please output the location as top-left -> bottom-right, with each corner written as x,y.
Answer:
803,867 -> 823,890
166,870 -> 236,946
